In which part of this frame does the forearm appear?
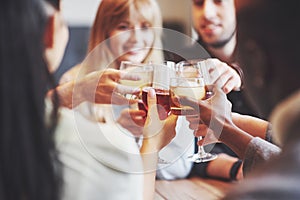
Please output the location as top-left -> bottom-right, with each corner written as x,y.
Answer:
232,113 -> 269,139
140,141 -> 159,200
206,153 -> 241,180
48,80 -> 84,109
220,123 -> 253,159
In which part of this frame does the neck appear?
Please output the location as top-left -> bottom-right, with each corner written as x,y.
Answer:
206,32 -> 237,63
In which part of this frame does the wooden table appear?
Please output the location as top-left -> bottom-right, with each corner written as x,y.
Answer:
155,177 -> 234,200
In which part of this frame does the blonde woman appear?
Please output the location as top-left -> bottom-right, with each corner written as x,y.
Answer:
60,0 -> 164,82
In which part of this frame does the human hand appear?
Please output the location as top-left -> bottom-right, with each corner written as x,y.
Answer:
76,69 -> 141,105
180,87 -> 254,158
204,58 -> 242,94
181,87 -> 233,143
141,88 -> 178,153
117,108 -> 146,137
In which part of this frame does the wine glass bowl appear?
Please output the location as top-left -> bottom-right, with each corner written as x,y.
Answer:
140,87 -> 170,120
119,61 -> 153,100
138,61 -> 175,120
175,59 -> 203,78
170,77 -> 206,116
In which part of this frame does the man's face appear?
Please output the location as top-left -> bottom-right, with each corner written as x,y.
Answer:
192,0 -> 236,48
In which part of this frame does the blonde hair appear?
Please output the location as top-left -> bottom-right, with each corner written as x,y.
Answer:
83,0 -> 164,74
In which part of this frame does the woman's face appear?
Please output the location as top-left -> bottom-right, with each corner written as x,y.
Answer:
108,10 -> 155,67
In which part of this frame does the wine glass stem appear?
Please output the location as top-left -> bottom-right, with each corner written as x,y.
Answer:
197,136 -> 206,156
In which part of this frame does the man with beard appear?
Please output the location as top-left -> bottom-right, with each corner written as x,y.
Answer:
190,0 -> 257,112
162,0 -> 258,181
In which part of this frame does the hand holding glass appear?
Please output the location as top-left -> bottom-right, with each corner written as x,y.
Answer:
119,61 -> 153,100
139,61 -> 175,120
170,76 -> 217,163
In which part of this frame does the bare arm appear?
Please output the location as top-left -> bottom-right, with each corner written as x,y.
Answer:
140,88 -> 178,200
232,113 -> 269,140
48,69 -> 140,109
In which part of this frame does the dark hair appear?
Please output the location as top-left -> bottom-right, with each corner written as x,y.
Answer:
0,0 -> 60,199
237,0 -> 300,118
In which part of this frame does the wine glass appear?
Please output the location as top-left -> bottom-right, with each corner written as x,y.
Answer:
175,59 -> 203,78
138,61 -> 176,119
171,71 -> 217,163
119,61 -> 153,101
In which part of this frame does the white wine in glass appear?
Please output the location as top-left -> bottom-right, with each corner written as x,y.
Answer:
119,61 -> 153,100
170,77 -> 206,116
170,77 -> 217,163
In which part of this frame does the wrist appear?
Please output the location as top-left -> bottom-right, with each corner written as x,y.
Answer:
140,139 -> 159,154
68,80 -> 85,108
220,124 -> 253,158
140,149 -> 159,173
206,154 -> 239,180
230,62 -> 244,90
229,159 -> 243,181
54,82 -> 75,109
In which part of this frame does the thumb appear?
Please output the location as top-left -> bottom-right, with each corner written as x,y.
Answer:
143,88 -> 163,138
147,88 -> 159,120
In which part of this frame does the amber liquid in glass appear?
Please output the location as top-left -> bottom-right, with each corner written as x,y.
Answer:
138,87 -> 170,120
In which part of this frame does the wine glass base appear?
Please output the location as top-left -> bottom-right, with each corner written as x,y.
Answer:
188,152 -> 217,163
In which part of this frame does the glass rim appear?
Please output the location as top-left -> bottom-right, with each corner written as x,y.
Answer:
170,77 -> 204,81
169,77 -> 205,87
176,58 -> 205,66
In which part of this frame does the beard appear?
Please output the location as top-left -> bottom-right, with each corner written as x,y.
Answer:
205,29 -> 236,49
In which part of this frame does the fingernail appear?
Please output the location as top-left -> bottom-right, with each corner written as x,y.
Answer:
223,87 -> 228,94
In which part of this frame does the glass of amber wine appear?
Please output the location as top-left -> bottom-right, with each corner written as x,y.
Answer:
139,61 -> 175,120
139,61 -> 176,164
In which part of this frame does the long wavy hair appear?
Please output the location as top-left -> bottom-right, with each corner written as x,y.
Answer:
0,0 -> 60,199
83,0 -> 164,73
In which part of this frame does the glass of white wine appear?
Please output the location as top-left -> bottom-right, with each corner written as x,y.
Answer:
170,77 -> 217,163
119,61 -> 153,101
175,59 -> 203,78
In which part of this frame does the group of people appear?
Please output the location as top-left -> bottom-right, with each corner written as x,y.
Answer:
1,0 -> 300,199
